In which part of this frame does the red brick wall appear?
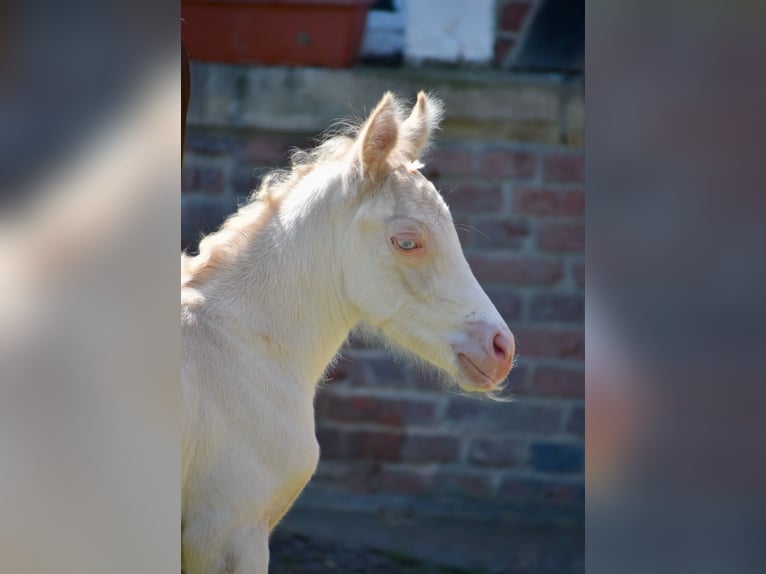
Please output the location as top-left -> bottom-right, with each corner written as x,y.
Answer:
182,130 -> 585,511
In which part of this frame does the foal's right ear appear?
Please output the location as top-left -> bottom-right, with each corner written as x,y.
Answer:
356,92 -> 400,181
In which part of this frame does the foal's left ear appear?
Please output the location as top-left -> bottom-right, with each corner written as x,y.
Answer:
398,91 -> 444,161
357,92 -> 400,181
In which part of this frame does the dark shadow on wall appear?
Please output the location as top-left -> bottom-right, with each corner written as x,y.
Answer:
514,0 -> 584,73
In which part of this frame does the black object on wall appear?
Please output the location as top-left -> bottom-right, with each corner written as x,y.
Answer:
514,0 -> 584,73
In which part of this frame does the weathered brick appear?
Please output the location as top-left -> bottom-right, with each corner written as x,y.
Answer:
402,434 -> 461,463
184,131 -> 236,155
542,154 -> 585,183
468,437 -> 526,467
469,218 -> 530,249
512,187 -> 585,216
531,367 -> 584,398
499,1 -> 532,32
346,355 -> 410,388
423,147 -> 474,179
514,328 -> 584,360
182,165 -> 224,194
504,363 -> 530,395
346,430 -> 403,461
498,476 -> 543,500
538,223 -> 585,252
572,259 -> 585,288
237,134 -> 308,164
564,190 -> 586,214
316,426 -> 344,459
372,467 -> 430,495
479,149 -> 538,179
442,183 -> 503,213
541,480 -> 585,504
312,461 -> 376,492
483,286 -> 524,321
446,398 -> 562,434
445,397 -> 507,430
566,405 -> 584,436
530,293 -> 585,323
530,443 -> 584,474
310,461 -> 347,485
507,403 -> 566,434
433,470 -> 495,498
316,395 -> 437,427
468,255 -> 563,285
347,353 -> 435,390
499,477 -> 584,504
408,368 -> 451,393
231,167 -> 270,197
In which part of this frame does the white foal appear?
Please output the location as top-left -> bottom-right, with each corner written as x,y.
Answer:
181,91 -> 515,573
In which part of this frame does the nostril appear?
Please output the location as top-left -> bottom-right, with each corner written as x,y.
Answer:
493,332 -> 511,361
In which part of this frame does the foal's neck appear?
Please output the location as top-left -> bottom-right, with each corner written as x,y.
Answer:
196,168 -> 357,393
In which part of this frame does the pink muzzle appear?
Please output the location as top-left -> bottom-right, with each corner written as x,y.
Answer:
452,321 -> 515,390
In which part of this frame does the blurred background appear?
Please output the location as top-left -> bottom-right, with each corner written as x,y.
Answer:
5,1 -> 764,573
182,1 -> 584,572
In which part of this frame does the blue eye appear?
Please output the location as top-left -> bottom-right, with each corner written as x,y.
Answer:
392,237 -> 419,251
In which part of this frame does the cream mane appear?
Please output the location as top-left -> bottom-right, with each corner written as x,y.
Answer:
181,131 -> 357,289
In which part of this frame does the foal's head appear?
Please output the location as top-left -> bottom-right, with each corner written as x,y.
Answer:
339,92 -> 515,395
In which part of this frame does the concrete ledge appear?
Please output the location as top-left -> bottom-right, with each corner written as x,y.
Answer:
188,64 -> 584,146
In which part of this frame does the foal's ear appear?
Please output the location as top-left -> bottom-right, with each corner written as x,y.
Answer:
398,91 -> 444,161
357,92 -> 400,181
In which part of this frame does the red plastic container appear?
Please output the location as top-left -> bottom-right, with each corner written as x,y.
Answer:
181,0 -> 375,68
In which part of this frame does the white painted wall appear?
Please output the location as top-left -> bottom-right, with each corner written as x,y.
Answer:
404,0 -> 495,64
